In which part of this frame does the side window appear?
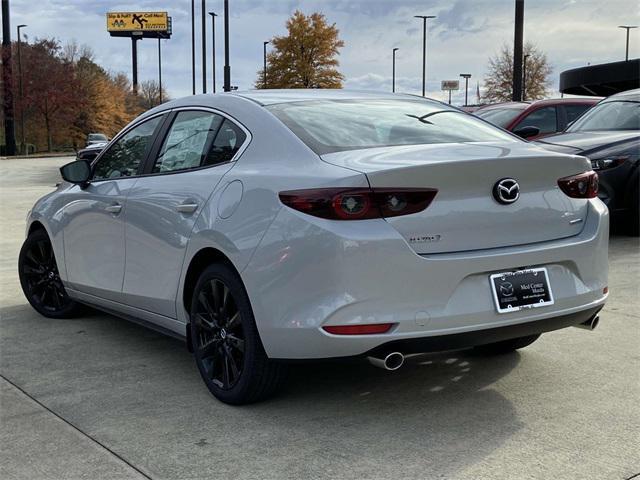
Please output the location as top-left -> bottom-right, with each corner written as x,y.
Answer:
152,111 -> 223,173
513,106 -> 558,134
93,116 -> 162,180
204,119 -> 247,166
565,105 -> 591,124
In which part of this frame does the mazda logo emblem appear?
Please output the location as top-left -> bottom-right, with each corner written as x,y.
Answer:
493,178 -> 520,204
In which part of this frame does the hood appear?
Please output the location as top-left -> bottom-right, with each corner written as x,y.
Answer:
535,131 -> 640,155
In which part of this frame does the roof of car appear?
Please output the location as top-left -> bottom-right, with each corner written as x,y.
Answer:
235,89 -> 423,106
603,88 -> 640,102
478,97 -> 601,111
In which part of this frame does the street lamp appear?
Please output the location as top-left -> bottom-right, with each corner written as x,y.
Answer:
201,0 -> 207,94
263,41 -> 269,89
209,12 -> 217,93
223,0 -> 231,92
460,73 -> 471,106
618,25 -> 638,61
414,15 -> 436,97
17,24 -> 27,154
392,47 -> 399,93
191,0 -> 195,94
522,54 -> 530,101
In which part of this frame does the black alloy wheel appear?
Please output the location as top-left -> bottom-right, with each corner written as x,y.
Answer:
18,229 -> 80,318
190,264 -> 287,404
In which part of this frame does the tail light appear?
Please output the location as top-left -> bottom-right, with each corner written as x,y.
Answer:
557,171 -> 598,199
279,187 -> 438,220
322,323 -> 394,335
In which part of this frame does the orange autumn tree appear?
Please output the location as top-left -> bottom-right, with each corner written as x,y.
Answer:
256,11 -> 345,89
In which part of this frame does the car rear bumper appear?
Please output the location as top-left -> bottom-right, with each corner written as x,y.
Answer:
243,198 -> 609,359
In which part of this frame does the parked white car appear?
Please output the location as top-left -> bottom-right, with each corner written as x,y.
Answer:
19,90 -> 608,404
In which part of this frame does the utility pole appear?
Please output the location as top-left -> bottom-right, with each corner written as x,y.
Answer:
618,25 -> 638,61
460,74 -> 471,106
209,12 -> 217,92
17,23 -> 27,154
414,15 -> 436,97
201,0 -> 206,93
512,0 -> 524,101
2,0 -> 17,156
392,47 -> 399,93
223,0 -> 230,92
191,0 -> 196,94
263,41 -> 269,88
158,39 -> 162,104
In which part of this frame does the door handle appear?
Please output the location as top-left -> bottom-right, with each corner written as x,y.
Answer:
105,203 -> 122,214
176,203 -> 199,214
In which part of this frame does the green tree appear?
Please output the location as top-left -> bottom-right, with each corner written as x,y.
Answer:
483,42 -> 552,103
256,11 -> 345,89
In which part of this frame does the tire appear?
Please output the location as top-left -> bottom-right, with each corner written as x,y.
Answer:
18,229 -> 81,319
189,263 -> 287,405
473,334 -> 541,355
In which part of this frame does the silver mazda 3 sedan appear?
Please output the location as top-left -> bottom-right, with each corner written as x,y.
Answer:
19,90 -> 608,404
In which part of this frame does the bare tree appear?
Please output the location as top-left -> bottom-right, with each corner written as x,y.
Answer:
137,80 -> 169,110
484,42 -> 552,103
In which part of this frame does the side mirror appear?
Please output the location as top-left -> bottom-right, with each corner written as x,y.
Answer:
60,160 -> 91,186
513,125 -> 541,139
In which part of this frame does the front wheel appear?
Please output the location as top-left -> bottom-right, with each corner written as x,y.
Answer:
189,264 -> 287,405
473,334 -> 541,355
18,229 -> 81,318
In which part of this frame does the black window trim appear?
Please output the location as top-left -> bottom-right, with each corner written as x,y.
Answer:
89,107 -> 252,183
138,106 -> 252,179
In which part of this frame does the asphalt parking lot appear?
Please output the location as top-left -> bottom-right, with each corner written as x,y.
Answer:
1,156 -> 639,480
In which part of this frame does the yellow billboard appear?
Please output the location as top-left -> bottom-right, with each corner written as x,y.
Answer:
107,12 -> 168,32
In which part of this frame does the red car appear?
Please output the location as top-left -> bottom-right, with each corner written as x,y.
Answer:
475,98 -> 600,140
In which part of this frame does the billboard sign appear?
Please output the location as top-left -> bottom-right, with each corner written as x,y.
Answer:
107,12 -> 169,33
441,80 -> 460,91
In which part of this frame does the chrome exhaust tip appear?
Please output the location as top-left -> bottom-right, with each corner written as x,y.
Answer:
575,315 -> 600,331
368,352 -> 405,371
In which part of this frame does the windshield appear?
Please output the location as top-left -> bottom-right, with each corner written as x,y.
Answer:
475,106 -> 526,128
568,100 -> 640,132
268,99 -> 518,154
88,134 -> 108,141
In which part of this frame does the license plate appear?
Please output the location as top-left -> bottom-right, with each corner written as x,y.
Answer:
490,268 -> 554,314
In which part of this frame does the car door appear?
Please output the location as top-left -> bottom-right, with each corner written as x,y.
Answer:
62,114 -> 165,302
121,109 -> 249,318
512,105 -> 559,139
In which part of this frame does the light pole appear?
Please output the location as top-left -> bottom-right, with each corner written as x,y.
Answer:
223,0 -> 231,92
414,15 -> 436,97
158,38 -> 162,104
618,25 -> 637,61
263,41 -> 269,88
392,47 -> 399,93
460,74 -> 471,106
522,54 -> 530,101
17,23 -> 27,154
201,0 -> 207,94
209,12 -> 217,93
191,0 -> 195,94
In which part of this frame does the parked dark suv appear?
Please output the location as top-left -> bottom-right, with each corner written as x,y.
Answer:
536,89 -> 639,235
476,98 -> 599,140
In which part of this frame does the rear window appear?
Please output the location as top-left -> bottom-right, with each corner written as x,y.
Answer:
475,106 -> 526,127
268,99 -> 518,154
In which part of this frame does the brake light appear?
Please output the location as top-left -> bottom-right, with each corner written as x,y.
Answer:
322,323 -> 394,335
557,171 -> 598,199
279,187 -> 437,220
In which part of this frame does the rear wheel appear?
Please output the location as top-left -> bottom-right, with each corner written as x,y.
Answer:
18,229 -> 81,318
189,264 -> 287,405
473,334 -> 541,355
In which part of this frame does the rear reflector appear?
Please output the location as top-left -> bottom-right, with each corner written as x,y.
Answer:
322,323 -> 394,335
557,171 -> 598,199
279,187 -> 437,220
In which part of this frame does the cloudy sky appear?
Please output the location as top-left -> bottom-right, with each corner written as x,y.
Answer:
8,0 -> 640,104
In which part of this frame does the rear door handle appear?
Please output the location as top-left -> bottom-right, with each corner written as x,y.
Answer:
105,203 -> 122,214
176,202 -> 199,214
